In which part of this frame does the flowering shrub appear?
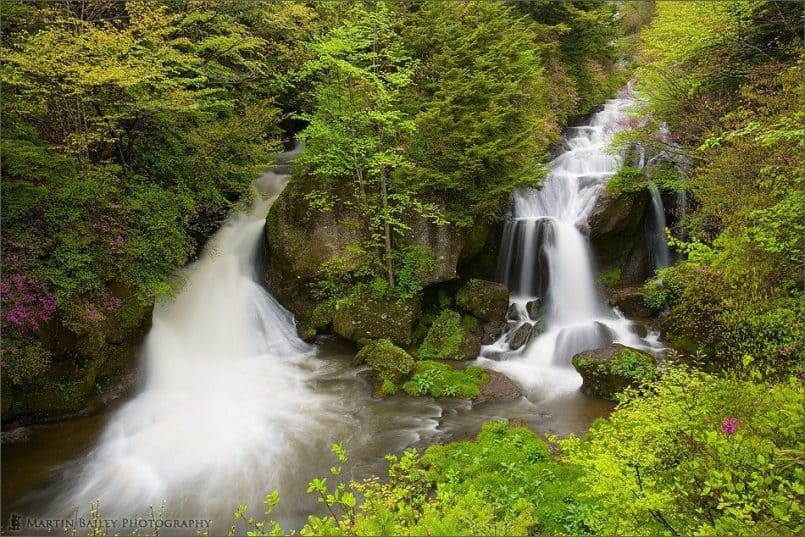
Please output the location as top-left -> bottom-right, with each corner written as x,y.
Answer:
562,365 -> 805,535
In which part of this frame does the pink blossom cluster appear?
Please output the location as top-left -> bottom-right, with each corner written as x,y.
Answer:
1,268 -> 57,333
720,417 -> 740,436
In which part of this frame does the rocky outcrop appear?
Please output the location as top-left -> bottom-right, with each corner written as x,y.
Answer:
608,287 -> 655,319
476,370 -> 522,402
571,344 -> 657,400
265,175 -> 500,338
332,292 -> 420,347
587,188 -> 649,270
455,279 -> 509,321
2,287 -> 152,426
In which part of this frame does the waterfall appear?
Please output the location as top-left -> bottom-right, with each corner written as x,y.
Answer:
647,183 -> 672,270
479,97 -> 661,400
47,143 -> 340,528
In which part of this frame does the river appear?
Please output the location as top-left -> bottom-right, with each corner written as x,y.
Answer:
3,93 -> 660,534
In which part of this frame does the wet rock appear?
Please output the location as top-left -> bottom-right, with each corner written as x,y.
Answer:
629,322 -> 649,339
332,292 -> 420,347
476,370 -> 522,402
527,319 -> 545,344
609,287 -> 654,319
572,344 -> 657,400
355,339 -> 415,386
480,319 -> 506,345
587,189 -> 649,271
506,303 -> 520,321
455,279 -> 510,322
525,299 -> 541,320
508,322 -> 532,351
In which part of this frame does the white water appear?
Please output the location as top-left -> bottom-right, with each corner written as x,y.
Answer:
45,145 -> 353,529
647,183 -> 672,270
479,94 -> 663,400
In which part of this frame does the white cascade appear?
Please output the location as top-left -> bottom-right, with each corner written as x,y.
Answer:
49,144 -> 339,527
480,95 -> 662,400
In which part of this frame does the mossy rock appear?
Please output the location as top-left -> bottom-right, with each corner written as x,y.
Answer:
332,292 -> 420,347
455,279 -> 509,322
418,309 -> 471,360
400,360 -> 490,399
355,339 -> 416,395
572,344 -> 657,400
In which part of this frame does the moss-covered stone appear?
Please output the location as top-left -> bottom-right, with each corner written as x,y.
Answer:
332,291 -> 420,346
455,279 -> 509,321
572,344 -> 657,400
355,339 -> 416,395
401,360 -> 490,399
2,288 -> 151,425
418,310 -> 466,360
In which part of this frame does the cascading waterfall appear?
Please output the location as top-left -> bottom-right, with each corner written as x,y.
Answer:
45,144 -> 344,530
647,183 -> 672,270
480,94 -> 662,400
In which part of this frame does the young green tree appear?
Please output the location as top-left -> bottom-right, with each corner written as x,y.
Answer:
296,2 -> 438,289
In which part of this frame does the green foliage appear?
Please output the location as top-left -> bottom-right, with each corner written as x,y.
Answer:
238,422 -> 594,536
401,361 -> 489,399
598,265 -> 622,289
563,366 -> 805,536
417,310 -> 465,361
1,0 -> 293,367
405,1 -> 561,222
607,348 -> 657,382
627,1 -> 803,372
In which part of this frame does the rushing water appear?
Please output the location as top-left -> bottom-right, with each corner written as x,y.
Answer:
3,143 -> 615,535
478,95 -> 664,400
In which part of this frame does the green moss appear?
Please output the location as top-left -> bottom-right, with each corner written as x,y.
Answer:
455,279 -> 509,321
608,347 -> 657,382
354,338 -> 415,388
401,361 -> 489,399
417,310 -> 465,360
598,265 -> 622,288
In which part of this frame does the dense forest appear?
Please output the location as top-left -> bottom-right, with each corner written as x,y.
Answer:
1,0 -> 803,536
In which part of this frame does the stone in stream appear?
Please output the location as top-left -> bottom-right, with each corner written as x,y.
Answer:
506,303 -> 520,321
608,287 -> 654,319
476,370 -> 522,402
525,298 -> 541,320
571,344 -> 657,400
527,319 -> 545,344
507,322 -> 532,351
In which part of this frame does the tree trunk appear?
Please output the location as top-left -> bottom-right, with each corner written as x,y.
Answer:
380,170 -> 395,288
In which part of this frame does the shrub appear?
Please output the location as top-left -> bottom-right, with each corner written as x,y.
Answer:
562,366 -> 805,536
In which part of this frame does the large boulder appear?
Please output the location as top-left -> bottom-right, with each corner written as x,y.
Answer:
608,287 -> 655,319
332,292 -> 420,347
417,309 -> 476,360
455,279 -> 509,321
2,284 -> 152,425
571,344 -> 657,400
587,189 -> 649,269
265,175 -> 498,335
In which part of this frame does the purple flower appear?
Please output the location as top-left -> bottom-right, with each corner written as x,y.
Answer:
721,417 -> 740,436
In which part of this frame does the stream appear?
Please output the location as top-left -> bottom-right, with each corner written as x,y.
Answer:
3,92 -> 661,535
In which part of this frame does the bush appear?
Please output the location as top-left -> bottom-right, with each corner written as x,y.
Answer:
562,366 -> 805,536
